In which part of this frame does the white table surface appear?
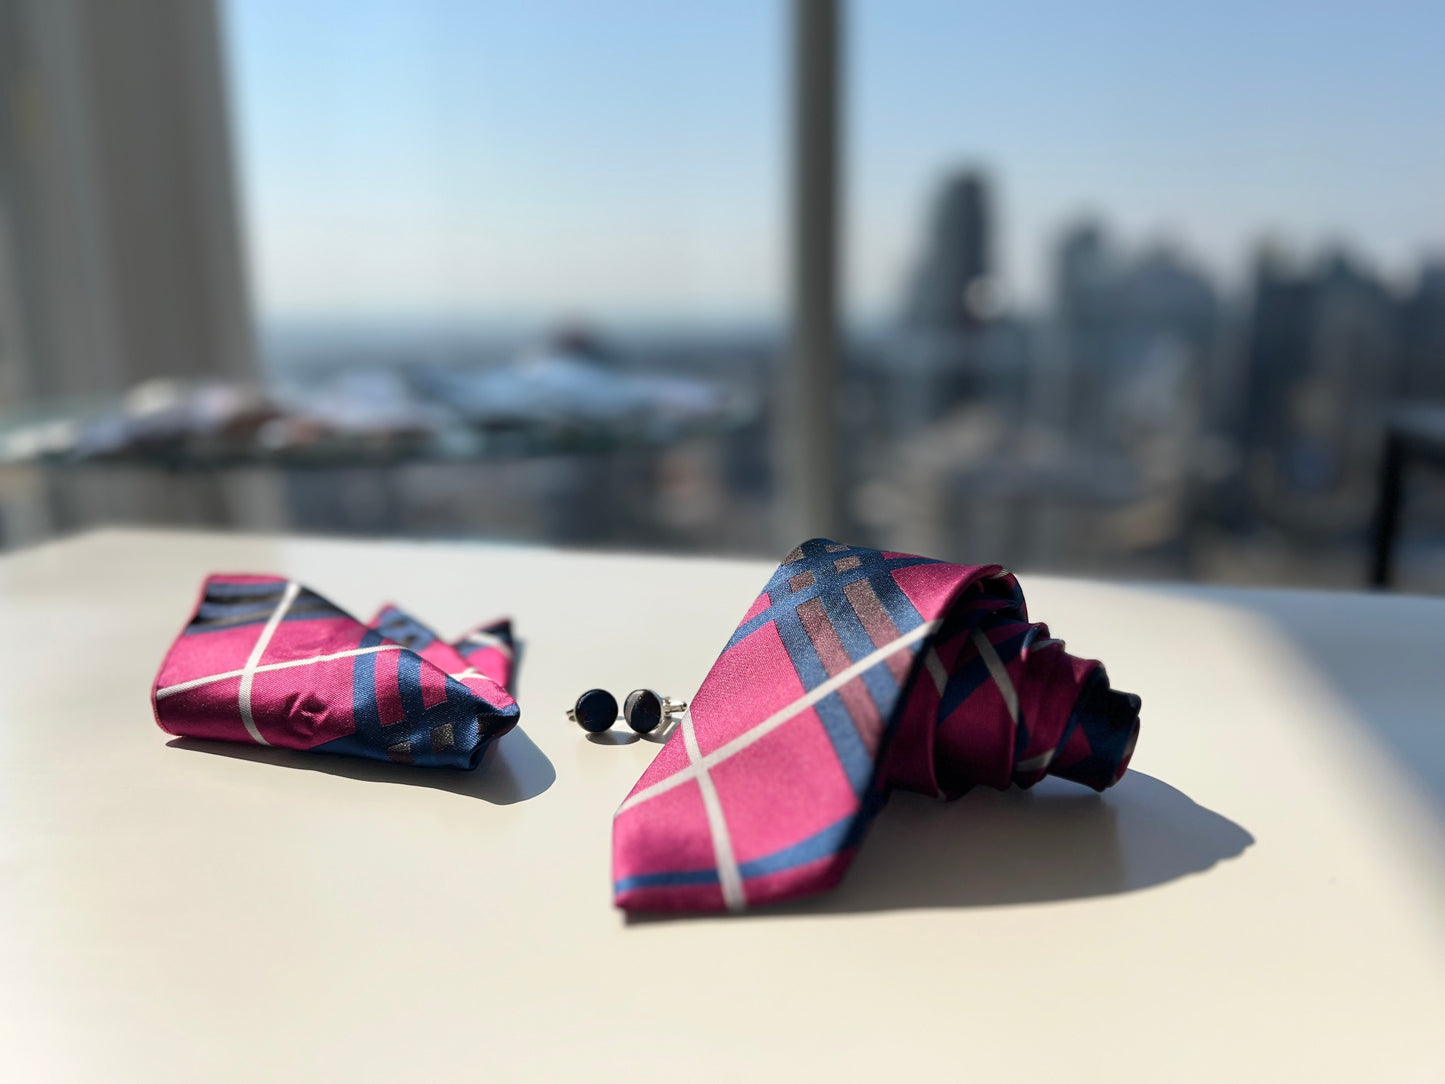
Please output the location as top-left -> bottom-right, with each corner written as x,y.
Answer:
1,528 -> 1442,1082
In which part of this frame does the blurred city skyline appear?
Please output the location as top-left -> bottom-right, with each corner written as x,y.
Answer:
226,0 -> 1445,327
6,0 -> 1445,589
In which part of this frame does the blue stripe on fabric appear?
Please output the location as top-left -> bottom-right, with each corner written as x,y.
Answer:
192,599 -> 346,620
814,581 -> 899,714
350,628 -> 384,736
374,605 -> 438,650
737,812 -> 854,880
862,566 -> 925,633
189,588 -> 348,633
201,580 -> 287,599
770,599 -> 875,796
397,649 -> 425,719
311,623 -> 519,769
724,548 -> 938,651
614,809 -> 875,896
613,866 -> 721,893
718,542 -> 947,798
196,599 -> 282,618
937,627 -> 1030,720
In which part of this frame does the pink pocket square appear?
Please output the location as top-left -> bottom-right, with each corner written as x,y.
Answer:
153,575 -> 519,769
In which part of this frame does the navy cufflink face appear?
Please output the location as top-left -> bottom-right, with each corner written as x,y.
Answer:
567,688 -> 619,733
568,688 -> 688,734
623,689 -> 688,734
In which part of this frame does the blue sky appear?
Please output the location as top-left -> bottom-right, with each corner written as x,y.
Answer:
224,0 -> 1445,325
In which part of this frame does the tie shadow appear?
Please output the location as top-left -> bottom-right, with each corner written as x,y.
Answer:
629,771 -> 1251,921
165,724 -> 555,805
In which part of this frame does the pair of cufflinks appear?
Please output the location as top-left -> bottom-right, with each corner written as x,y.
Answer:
567,688 -> 687,735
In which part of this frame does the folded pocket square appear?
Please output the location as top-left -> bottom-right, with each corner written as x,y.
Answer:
152,575 -> 519,768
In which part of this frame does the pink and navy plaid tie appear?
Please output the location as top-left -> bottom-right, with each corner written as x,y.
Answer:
153,575 -> 518,768
612,539 -> 1141,913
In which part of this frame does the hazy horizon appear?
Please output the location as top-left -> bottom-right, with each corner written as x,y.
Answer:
225,0 -> 1445,327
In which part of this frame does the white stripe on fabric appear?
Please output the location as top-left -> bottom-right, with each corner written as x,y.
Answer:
924,648 -> 948,695
155,643 -> 405,700
1015,749 -> 1054,774
971,627 -> 1019,725
680,709 -> 745,912
617,619 -> 941,815
236,580 -> 299,745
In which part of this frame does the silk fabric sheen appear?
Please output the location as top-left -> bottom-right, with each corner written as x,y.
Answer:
613,540 -> 1141,913
152,575 -> 518,768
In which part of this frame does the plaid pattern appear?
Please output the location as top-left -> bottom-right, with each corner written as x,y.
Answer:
453,618 -> 518,695
612,539 -> 1142,913
153,575 -> 519,769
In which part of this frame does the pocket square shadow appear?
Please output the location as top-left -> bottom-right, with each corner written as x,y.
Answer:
630,771 -> 1251,922
166,724 -> 555,805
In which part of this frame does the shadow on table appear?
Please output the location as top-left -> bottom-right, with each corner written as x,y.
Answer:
585,717 -> 678,746
629,771 -> 1250,921
166,725 -> 555,805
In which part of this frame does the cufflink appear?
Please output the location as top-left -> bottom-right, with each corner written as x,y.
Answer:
567,688 -> 619,733
623,689 -> 688,734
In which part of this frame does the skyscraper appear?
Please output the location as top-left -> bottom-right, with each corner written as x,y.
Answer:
905,171 -> 994,332
1400,262 -> 1445,401
1241,249 -> 1398,533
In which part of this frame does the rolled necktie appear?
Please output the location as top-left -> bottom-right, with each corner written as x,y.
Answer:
612,539 -> 1141,913
153,575 -> 518,768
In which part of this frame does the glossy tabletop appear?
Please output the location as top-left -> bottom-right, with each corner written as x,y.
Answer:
1,529 -> 1442,1081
